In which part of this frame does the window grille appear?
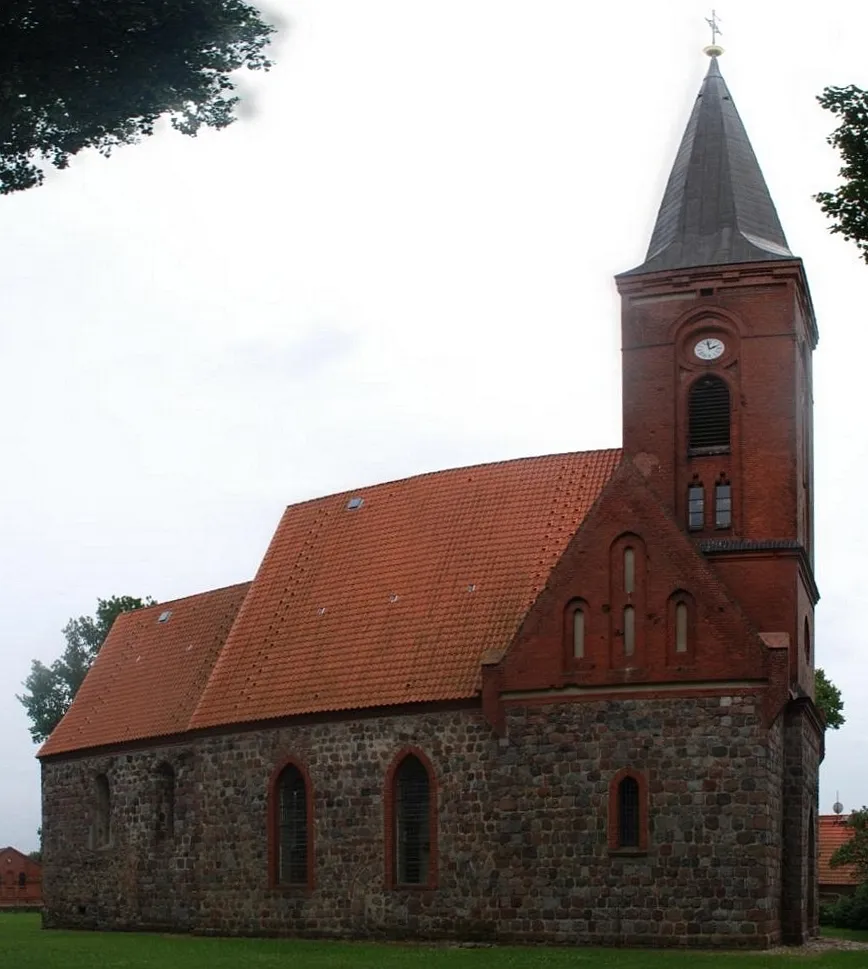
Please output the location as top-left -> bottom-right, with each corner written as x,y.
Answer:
395,756 -> 430,885
278,766 -> 308,885
715,483 -> 732,528
618,776 -> 640,848
688,376 -> 730,452
688,484 -> 704,530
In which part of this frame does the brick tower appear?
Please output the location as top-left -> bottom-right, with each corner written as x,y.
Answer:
615,52 -> 822,941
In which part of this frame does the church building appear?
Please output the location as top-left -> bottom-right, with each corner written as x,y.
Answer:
39,51 -> 823,947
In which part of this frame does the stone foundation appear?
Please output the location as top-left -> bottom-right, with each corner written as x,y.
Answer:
42,693 -> 814,947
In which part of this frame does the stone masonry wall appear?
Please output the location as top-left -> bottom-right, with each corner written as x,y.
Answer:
42,692 -> 787,947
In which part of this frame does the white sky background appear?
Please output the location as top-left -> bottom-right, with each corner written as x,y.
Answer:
1,0 -> 866,852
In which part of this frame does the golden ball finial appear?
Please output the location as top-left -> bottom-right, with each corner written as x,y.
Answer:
703,43 -> 725,58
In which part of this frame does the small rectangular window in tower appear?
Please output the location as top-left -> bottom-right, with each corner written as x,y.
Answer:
688,485 -> 704,530
715,483 -> 732,528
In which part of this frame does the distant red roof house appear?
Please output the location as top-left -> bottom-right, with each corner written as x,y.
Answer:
39,449 -> 621,756
819,815 -> 861,897
0,847 -> 42,908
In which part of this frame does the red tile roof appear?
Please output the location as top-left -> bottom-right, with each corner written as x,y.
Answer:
191,450 -> 620,728
39,450 -> 620,756
39,583 -> 251,757
819,815 -> 861,887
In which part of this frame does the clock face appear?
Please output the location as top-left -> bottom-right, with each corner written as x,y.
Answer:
694,337 -> 725,361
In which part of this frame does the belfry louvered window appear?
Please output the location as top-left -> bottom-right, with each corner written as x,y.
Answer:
278,765 -> 308,885
395,755 -> 430,885
688,376 -> 730,452
618,776 -> 640,848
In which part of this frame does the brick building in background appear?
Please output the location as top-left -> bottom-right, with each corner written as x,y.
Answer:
819,815 -> 861,903
38,51 -> 824,947
0,847 -> 42,908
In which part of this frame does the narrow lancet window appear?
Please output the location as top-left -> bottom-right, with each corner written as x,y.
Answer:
715,482 -> 732,528
688,484 -> 705,530
573,608 -> 585,659
277,765 -> 308,885
689,376 -> 730,452
624,548 -> 635,594
675,602 -> 688,653
623,606 -> 635,657
618,776 -> 640,848
395,756 -> 431,885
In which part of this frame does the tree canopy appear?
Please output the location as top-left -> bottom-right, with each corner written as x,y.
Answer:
816,85 -> 868,263
2,0 -> 274,194
815,667 -> 845,730
831,806 -> 868,882
18,595 -> 155,742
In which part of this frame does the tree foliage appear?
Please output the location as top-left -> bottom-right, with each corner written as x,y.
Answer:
18,595 -> 155,742
1,0 -> 275,194
815,667 -> 845,730
816,85 -> 868,263
831,806 -> 868,883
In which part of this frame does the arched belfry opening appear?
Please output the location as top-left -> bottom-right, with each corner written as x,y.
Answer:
688,375 -> 730,453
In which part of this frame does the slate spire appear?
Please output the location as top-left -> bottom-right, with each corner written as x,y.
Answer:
625,56 -> 792,275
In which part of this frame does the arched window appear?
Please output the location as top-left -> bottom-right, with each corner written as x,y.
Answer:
573,607 -> 585,659
608,769 -> 649,852
94,774 -> 111,848
276,764 -> 308,886
689,375 -> 730,452
18,872 -> 26,888
385,750 -> 437,889
395,756 -> 430,885
156,762 -> 175,840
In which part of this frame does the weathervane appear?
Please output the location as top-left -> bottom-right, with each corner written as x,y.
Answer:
704,9 -> 725,58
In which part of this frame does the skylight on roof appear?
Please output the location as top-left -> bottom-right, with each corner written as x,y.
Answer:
158,610 -> 172,623
346,497 -> 364,510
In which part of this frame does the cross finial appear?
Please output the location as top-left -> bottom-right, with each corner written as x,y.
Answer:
706,10 -> 723,46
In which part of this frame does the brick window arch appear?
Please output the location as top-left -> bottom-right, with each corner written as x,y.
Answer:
384,747 -> 438,889
688,375 -> 730,453
267,757 -> 314,889
607,768 -> 649,852
93,773 -> 111,849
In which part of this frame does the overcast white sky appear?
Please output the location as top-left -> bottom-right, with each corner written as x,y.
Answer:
2,1 -> 867,853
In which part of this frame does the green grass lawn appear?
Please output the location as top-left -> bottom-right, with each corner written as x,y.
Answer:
1,913 -> 866,968
822,926 -> 868,943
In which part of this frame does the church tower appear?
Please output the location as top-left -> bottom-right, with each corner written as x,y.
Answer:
615,53 -> 818,699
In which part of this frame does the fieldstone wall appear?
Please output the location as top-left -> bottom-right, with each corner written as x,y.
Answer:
780,699 -> 822,944
42,692 -> 800,947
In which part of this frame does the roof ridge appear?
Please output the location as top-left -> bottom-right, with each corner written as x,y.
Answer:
279,448 -> 624,512
115,580 -> 253,620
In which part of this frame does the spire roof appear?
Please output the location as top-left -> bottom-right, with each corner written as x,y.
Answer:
624,56 -> 792,276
